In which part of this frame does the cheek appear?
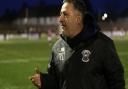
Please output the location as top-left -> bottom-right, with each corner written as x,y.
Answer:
72,17 -> 77,23
67,18 -> 76,25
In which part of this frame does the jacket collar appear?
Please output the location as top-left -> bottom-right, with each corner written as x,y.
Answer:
60,18 -> 100,49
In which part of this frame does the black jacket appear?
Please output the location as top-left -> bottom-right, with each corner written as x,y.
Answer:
40,13 -> 125,89
40,30 -> 125,89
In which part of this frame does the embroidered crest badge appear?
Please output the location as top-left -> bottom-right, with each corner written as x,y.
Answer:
81,50 -> 91,62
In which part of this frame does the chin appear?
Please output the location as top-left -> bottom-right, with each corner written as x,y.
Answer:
63,33 -> 70,37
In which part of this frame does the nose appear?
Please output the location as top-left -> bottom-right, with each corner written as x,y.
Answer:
59,14 -> 64,23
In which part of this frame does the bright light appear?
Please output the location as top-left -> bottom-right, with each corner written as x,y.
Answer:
102,13 -> 108,21
102,16 -> 105,21
104,13 -> 108,18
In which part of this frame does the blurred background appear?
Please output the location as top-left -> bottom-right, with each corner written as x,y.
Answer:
0,0 -> 128,89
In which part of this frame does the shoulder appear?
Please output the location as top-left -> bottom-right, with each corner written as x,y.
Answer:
93,32 -> 116,53
96,32 -> 114,47
52,37 -> 67,52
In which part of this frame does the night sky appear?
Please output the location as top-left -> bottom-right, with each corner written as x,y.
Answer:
0,0 -> 128,17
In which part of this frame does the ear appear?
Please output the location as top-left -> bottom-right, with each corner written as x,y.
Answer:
76,16 -> 82,24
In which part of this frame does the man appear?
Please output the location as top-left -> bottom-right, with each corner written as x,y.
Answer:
30,0 -> 125,89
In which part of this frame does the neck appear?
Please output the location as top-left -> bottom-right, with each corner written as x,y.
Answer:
70,24 -> 84,38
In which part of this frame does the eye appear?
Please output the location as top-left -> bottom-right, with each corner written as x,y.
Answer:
63,12 -> 68,16
60,11 -> 68,17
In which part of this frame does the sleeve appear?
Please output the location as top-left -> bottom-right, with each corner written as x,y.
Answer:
39,52 -> 60,89
103,41 -> 125,89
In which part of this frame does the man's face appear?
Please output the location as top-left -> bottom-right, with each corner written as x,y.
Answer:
59,2 -> 83,38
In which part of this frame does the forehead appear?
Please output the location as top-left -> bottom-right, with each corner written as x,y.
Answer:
61,2 -> 75,13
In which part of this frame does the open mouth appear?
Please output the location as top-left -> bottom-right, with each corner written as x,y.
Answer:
61,26 -> 66,30
60,24 -> 66,29
61,25 -> 65,27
